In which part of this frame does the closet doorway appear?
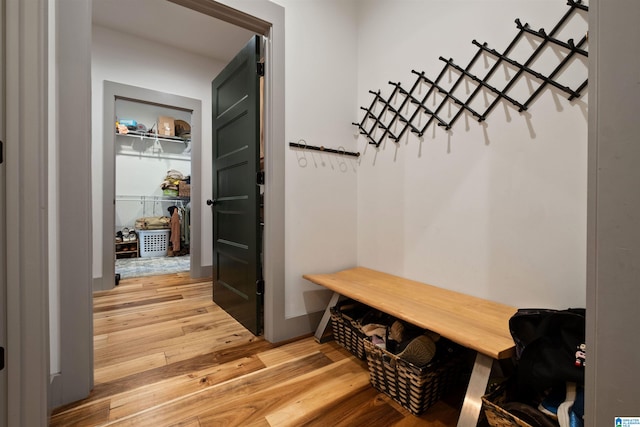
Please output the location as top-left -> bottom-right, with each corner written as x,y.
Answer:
114,97 -> 194,281
102,82 -> 204,289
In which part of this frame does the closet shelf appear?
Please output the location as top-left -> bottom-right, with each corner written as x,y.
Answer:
116,195 -> 190,202
116,195 -> 189,218
116,131 -> 190,145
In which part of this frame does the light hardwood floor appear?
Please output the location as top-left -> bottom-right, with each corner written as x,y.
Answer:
50,273 -> 464,426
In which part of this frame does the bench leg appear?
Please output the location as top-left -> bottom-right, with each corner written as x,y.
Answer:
314,292 -> 340,343
457,352 -> 493,427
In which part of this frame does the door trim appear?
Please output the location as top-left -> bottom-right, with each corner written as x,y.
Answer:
51,0 -> 94,408
5,0 -> 51,424
100,82 -> 204,291
169,0 -> 271,35
0,0 -> 7,424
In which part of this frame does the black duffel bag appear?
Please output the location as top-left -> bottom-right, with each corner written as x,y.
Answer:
509,308 -> 586,397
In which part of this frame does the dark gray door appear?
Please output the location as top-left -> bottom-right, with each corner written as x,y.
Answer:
210,36 -> 262,335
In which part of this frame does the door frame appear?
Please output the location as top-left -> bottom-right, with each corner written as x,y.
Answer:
4,0 -> 51,424
101,82 -> 203,291
49,0 -> 94,409
0,0 -> 7,424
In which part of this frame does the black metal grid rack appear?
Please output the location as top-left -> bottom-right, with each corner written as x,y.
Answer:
353,0 -> 588,147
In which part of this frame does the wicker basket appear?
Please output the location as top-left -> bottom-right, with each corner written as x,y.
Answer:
364,338 -> 470,415
330,304 -> 367,360
482,384 -> 534,427
178,181 -> 190,197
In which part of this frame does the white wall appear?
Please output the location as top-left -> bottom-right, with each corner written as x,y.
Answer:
115,155 -> 191,230
356,0 -> 588,308
91,25 -> 226,278
271,0 -> 359,318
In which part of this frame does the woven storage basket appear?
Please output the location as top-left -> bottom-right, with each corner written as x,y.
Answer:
482,384 -> 534,427
330,304 -> 367,360
178,181 -> 190,197
364,338 -> 470,415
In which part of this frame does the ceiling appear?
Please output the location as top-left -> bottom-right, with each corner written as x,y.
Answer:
92,0 -> 257,62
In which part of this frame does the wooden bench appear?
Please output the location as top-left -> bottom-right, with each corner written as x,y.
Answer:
303,266 -> 517,427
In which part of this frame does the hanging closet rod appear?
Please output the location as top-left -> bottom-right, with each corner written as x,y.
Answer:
116,151 -> 191,161
289,141 -> 360,157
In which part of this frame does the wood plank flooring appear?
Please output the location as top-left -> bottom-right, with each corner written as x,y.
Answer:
49,273 -> 465,426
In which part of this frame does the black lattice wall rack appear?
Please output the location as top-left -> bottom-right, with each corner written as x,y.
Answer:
353,0 -> 589,147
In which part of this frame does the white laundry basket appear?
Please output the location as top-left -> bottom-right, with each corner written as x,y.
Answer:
138,229 -> 170,257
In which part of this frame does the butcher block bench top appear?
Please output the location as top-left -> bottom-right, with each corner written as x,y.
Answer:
303,266 -> 517,360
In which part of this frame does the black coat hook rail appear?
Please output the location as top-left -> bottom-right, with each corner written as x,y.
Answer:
353,0 -> 588,147
289,141 -> 360,158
